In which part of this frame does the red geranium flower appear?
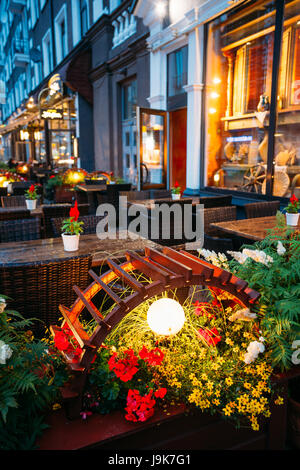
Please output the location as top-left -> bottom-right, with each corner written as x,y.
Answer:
54,330 -> 71,351
108,349 -> 139,382
29,184 -> 35,193
69,200 -> 80,221
125,389 -> 156,422
197,327 -> 222,347
154,388 -> 167,399
139,345 -> 164,366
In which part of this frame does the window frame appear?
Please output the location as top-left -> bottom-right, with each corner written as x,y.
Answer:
202,0 -> 290,202
54,4 -> 68,64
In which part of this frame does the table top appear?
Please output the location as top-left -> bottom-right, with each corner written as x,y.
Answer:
0,231 -> 162,267
0,203 -> 73,218
127,197 -> 200,209
77,184 -> 107,192
210,216 -> 300,241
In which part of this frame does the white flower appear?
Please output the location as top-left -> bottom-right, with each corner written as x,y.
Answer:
0,340 -> 13,365
242,249 -> 273,266
228,308 -> 257,322
277,241 -> 286,256
227,251 -> 248,264
199,249 -> 229,268
243,340 -> 265,364
0,297 -> 7,314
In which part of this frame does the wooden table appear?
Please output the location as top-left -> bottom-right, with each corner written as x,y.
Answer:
0,231 -> 162,268
0,203 -> 74,218
77,184 -> 107,213
210,216 -> 300,242
127,197 -> 200,209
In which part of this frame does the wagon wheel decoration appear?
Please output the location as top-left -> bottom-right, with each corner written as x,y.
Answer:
240,164 -> 266,193
50,247 -> 260,419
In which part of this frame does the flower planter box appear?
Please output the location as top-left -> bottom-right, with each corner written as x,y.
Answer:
36,404 -> 267,451
55,186 -> 73,203
35,365 -> 300,451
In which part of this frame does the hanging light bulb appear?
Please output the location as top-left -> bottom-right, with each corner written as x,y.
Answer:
147,298 -> 185,336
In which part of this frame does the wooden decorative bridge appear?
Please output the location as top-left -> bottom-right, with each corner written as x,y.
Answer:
50,247 -> 261,419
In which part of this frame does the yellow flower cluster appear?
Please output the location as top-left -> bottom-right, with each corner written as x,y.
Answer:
188,388 -> 211,410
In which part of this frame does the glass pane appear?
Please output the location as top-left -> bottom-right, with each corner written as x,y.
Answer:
141,112 -> 166,186
205,1 -> 276,194
51,130 -> 75,168
168,46 -> 188,97
123,81 -> 137,120
273,0 -> 300,197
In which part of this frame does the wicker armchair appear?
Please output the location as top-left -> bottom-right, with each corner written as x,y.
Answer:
119,190 -> 151,201
51,214 -> 106,238
149,189 -> 172,199
0,217 -> 41,243
202,206 -> 237,252
1,195 -> 26,208
142,199 -> 194,246
0,209 -> 30,221
0,254 -> 92,335
42,203 -> 90,238
203,206 -> 237,236
244,201 -> 280,219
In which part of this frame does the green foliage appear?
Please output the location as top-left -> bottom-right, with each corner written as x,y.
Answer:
0,162 -> 9,171
61,217 -> 84,235
0,297 -> 68,449
45,174 -> 64,190
227,225 -> 300,371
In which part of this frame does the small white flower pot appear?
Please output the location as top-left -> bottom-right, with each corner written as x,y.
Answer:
62,234 -> 80,252
286,212 -> 299,226
171,193 -> 181,201
25,199 -> 37,210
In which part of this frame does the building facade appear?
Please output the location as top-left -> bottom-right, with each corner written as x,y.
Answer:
0,0 -> 150,182
134,0 -> 300,202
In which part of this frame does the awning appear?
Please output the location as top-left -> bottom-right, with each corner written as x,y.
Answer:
59,49 -> 93,105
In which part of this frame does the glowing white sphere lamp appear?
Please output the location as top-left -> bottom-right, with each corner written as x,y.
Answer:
147,298 -> 185,336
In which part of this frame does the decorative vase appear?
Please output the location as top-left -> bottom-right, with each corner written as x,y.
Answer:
286,212 -> 299,227
62,234 -> 80,252
257,94 -> 269,112
25,199 -> 37,210
171,193 -> 181,201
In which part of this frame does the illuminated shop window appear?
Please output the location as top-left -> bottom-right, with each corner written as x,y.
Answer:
205,1 -> 276,194
274,0 -> 300,198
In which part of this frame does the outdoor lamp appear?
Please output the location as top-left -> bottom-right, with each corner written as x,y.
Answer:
156,1 -> 167,18
147,298 -> 185,336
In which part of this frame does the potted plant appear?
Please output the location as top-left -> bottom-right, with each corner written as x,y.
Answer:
284,195 -> 299,226
171,181 -> 181,200
61,201 -> 84,252
24,184 -> 39,210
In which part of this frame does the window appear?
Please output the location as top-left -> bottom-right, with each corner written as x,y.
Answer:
122,80 -> 137,120
30,0 -> 39,28
167,46 -> 188,97
273,0 -> 300,197
80,0 -> 88,37
204,1 -> 276,194
55,5 -> 68,63
42,29 -> 53,77
93,0 -> 105,21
